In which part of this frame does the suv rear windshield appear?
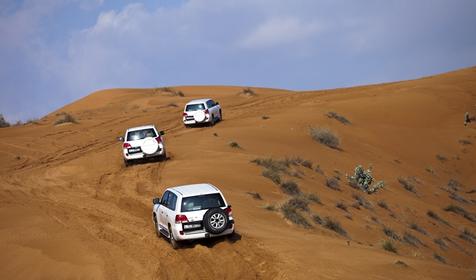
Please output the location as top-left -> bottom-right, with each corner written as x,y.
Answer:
127,128 -> 157,141
181,193 -> 225,212
185,103 -> 205,111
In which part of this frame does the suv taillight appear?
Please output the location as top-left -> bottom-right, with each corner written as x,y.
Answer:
123,143 -> 131,148
175,214 -> 188,224
204,109 -> 209,116
155,136 -> 162,144
182,112 -> 188,117
225,206 -> 232,217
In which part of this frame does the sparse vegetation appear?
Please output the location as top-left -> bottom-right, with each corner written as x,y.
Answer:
157,87 -> 184,97
312,214 -> 323,225
449,192 -> 469,204
336,201 -> 348,212
263,204 -> 276,211
262,169 -> 281,185
239,87 -> 257,96
447,179 -> 462,192
167,103 -> 178,107
427,210 -> 450,226
280,180 -> 301,195
398,177 -> 417,193
459,139 -> 472,145
246,192 -> 262,200
394,260 -> 408,267
377,200 -> 389,210
300,160 -> 313,169
352,193 -> 373,210
403,232 -> 423,247
409,223 -> 428,235
229,141 -> 241,148
261,115 -> 270,120
280,198 -> 311,228
444,204 -> 476,223
314,165 -> 324,175
326,177 -> 340,191
436,154 -> 447,162
305,193 -> 322,204
459,228 -> 476,244
309,127 -> 340,149
348,165 -> 385,194
425,166 -> 435,175
383,226 -> 401,241
326,112 -> 351,125
322,217 -> 347,237
54,112 -> 77,125
382,240 -> 397,253
433,253 -> 446,264
0,114 -> 10,128
434,238 -> 448,250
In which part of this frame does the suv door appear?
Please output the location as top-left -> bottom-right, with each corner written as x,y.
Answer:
164,192 -> 178,227
206,100 -> 218,119
158,191 -> 170,231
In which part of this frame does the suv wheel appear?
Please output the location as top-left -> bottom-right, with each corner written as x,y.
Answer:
124,159 -> 131,167
203,208 -> 229,234
169,226 -> 179,249
153,215 -> 160,238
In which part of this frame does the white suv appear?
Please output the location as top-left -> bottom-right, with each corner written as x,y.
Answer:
119,125 -> 166,167
152,183 -> 235,249
183,98 -> 222,127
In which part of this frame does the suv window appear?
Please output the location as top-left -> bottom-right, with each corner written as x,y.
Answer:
206,100 -> 215,108
161,191 -> 170,205
181,193 -> 225,212
127,128 -> 157,141
185,103 -> 205,111
167,192 -> 177,211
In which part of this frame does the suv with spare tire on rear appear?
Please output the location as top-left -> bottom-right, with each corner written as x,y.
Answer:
119,124 -> 166,167
152,183 -> 235,249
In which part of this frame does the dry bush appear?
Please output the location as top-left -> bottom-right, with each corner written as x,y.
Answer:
239,87 -> 257,96
352,193 -> 373,210
229,141 -> 241,148
436,154 -> 447,162
434,238 -> 448,250
246,192 -> 262,200
262,169 -> 281,185
280,198 -> 312,228
382,240 -> 397,253
323,217 -> 347,237
377,200 -> 389,210
0,114 -> 10,128
459,228 -> 476,244
383,226 -> 401,241
427,210 -> 450,226
55,112 -> 77,125
326,112 -> 351,125
336,201 -> 348,212
310,127 -> 340,149
312,214 -> 323,225
409,223 -> 428,236
433,253 -> 446,264
326,177 -> 341,191
280,180 -> 301,196
403,232 -> 423,247
398,177 -> 417,193
444,204 -> 476,223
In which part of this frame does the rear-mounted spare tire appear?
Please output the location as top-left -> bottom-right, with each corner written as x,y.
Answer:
203,208 -> 229,234
141,138 -> 159,155
193,111 -> 206,123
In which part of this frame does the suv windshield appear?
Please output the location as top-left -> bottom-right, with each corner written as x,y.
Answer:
181,193 -> 225,212
127,128 -> 157,141
185,103 -> 205,111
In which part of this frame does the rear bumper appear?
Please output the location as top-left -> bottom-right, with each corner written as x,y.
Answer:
173,220 -> 235,241
183,117 -> 211,125
123,145 -> 164,160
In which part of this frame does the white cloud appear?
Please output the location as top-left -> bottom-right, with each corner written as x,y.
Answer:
241,17 -> 321,49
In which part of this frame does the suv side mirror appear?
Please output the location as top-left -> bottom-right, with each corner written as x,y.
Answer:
117,136 -> 124,142
215,102 -> 219,105
159,130 -> 165,136
152,197 -> 161,205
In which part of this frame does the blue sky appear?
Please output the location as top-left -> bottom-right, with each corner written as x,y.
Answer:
1,0 -> 476,122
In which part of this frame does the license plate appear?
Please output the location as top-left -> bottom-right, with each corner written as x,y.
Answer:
184,224 -> 201,229
128,147 -> 141,154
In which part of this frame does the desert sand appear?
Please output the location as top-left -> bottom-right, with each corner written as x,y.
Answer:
1,67 -> 475,279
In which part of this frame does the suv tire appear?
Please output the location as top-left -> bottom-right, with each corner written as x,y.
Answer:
203,208 -> 229,234
169,225 -> 179,249
153,215 -> 160,238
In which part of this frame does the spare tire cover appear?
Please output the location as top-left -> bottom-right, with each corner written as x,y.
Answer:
194,111 -> 206,123
141,138 -> 159,155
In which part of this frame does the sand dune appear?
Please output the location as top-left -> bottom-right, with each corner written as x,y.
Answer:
1,67 -> 476,279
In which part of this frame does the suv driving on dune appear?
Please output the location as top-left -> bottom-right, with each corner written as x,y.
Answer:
152,183 -> 234,249
120,125 -> 166,166
183,98 -> 222,127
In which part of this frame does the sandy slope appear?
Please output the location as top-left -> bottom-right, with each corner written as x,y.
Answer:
1,67 -> 476,279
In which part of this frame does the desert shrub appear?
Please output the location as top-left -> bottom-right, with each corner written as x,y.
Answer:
314,165 -> 324,175
352,193 -> 373,210
371,216 -> 380,224
382,240 -> 397,253
433,253 -> 446,264
425,166 -> 435,174
403,232 -> 423,247
240,87 -> 256,96
444,205 -> 476,223
459,139 -> 472,145
305,193 -> 322,204
459,228 -> 476,244
434,238 -> 448,250
261,115 -> 270,120
309,127 -> 340,149
449,192 -> 469,204
229,141 -> 241,148
262,169 -> 281,185
336,201 -> 348,212
312,214 -> 323,225
301,160 -> 313,169
246,192 -> 262,200
281,199 -> 311,228
176,90 -> 185,97
348,165 -> 384,194
280,180 -> 301,195
0,114 -> 10,128
383,226 -> 401,240
54,112 -> 77,125
398,177 -> 416,193
326,177 -> 341,191
447,179 -> 463,192
427,210 -> 450,226
394,260 -> 408,267
167,103 -> 178,107
436,154 -> 447,162
409,223 -> 428,235
326,112 -> 351,125
377,200 -> 389,210
263,204 -> 276,211
323,217 -> 347,237
251,158 -> 289,173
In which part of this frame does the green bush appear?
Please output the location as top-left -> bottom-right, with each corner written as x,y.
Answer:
348,165 -> 384,194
